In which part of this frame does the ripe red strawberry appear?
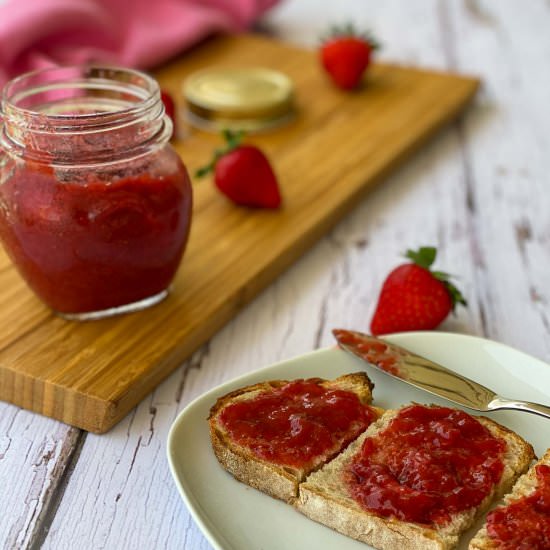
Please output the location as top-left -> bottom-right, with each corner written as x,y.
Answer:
320,25 -> 379,90
370,247 -> 467,335
160,90 -> 176,138
196,130 -> 281,209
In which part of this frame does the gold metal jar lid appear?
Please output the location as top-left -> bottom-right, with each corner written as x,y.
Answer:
183,67 -> 294,132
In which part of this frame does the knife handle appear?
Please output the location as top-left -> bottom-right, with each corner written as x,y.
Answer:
489,397 -> 550,420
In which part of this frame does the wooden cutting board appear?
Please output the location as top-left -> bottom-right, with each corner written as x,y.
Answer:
0,34 -> 479,432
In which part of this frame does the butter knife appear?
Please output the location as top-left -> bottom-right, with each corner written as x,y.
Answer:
333,328 -> 550,420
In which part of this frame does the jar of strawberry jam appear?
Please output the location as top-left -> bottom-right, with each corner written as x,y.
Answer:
0,66 -> 192,319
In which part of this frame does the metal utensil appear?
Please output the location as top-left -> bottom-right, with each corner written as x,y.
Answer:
333,328 -> 550,420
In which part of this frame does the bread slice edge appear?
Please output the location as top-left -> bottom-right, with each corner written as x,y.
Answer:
295,407 -> 535,550
468,447 -> 550,549
209,372 -> 377,503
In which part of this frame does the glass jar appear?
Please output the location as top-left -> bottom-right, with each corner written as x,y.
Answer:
0,66 -> 193,320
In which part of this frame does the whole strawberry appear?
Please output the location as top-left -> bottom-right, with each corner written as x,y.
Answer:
370,246 -> 467,335
196,130 -> 281,209
320,24 -> 379,90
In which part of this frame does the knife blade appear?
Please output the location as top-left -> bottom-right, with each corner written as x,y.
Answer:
333,328 -> 550,420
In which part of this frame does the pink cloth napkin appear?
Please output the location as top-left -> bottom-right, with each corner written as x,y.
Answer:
0,0 -> 279,85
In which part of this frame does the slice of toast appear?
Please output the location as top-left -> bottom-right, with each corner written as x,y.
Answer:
295,406 -> 534,550
208,372 -> 380,503
469,448 -> 550,549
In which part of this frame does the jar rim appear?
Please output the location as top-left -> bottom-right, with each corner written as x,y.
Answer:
1,65 -> 161,130
0,65 -> 172,166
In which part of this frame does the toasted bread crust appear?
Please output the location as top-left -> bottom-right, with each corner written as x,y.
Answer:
295,407 -> 534,550
469,448 -> 550,550
209,372 -> 377,503
298,484 -> 451,549
210,421 -> 298,501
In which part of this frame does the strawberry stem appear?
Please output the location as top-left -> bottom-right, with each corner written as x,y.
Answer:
195,129 -> 245,178
404,246 -> 436,269
321,23 -> 381,50
223,128 -> 244,150
405,246 -> 467,311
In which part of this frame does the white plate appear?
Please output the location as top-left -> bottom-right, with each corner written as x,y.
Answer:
167,332 -> 550,550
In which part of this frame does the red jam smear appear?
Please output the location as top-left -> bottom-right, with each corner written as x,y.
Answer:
219,379 -> 377,469
486,464 -> 550,549
345,404 -> 506,526
0,160 -> 192,313
334,329 -> 402,376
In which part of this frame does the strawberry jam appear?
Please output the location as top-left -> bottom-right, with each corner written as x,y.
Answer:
334,329 -> 402,376
219,379 -> 377,469
345,404 -> 506,525
0,66 -> 192,318
485,464 -> 550,549
0,159 -> 192,314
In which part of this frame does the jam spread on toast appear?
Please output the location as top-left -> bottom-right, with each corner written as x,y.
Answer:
345,404 -> 506,525
486,464 -> 550,549
219,379 -> 377,469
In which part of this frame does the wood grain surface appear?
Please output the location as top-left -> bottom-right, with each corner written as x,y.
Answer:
0,33 -> 478,433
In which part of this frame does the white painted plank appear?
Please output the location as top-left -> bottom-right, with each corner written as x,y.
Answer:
0,405 -> 79,549
442,0 -> 550,358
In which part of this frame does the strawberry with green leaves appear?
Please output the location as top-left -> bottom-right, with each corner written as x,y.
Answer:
196,130 -> 281,209
320,24 -> 380,90
370,246 -> 467,335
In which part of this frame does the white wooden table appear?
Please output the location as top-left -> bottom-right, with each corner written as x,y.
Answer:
2,1 -> 550,548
